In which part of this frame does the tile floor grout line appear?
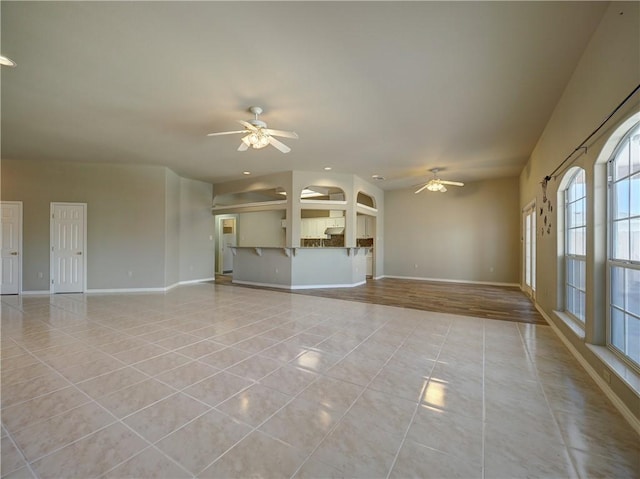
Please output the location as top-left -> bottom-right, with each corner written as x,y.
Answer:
288,319 -> 422,479
1,339 -> 173,476
481,319 -> 486,479
384,319 -> 451,479
93,444 -> 193,479
193,316 -> 394,478
1,420 -> 33,477
516,322 -> 582,479
15,360 -> 172,470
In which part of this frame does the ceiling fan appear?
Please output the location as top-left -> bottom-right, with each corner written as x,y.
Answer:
415,168 -> 464,193
207,106 -> 298,153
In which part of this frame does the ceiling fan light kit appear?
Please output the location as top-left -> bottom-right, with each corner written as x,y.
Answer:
415,168 -> 464,194
208,106 -> 298,153
0,55 -> 16,67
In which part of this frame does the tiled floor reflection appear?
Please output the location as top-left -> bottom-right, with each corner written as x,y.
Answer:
1,284 -> 638,478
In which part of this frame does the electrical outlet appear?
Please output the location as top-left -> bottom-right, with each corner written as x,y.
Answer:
414,263 -> 419,269
127,271 -> 133,277
38,272 -> 43,279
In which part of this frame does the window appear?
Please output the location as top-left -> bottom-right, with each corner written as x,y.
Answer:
565,168 -> 587,324
608,123 -> 640,368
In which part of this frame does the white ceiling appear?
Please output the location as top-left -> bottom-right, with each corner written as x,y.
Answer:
1,1 -> 608,190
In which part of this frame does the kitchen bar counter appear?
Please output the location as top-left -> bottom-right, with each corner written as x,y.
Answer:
227,246 -> 368,289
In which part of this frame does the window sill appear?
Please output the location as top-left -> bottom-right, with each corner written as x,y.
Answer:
553,310 -> 639,396
586,344 -> 640,396
553,310 -> 586,340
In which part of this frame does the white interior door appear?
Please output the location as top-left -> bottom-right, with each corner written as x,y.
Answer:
523,202 -> 536,299
51,203 -> 86,293
222,218 -> 237,273
1,202 -> 22,295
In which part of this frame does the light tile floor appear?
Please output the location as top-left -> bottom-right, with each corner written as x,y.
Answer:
1,284 -> 638,478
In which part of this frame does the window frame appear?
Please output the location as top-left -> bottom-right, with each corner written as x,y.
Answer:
606,122 -> 640,371
563,168 -> 587,326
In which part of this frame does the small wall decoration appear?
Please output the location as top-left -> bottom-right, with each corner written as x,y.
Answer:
540,175 -> 554,236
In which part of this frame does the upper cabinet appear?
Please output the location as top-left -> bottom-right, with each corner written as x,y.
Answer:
357,215 -> 374,238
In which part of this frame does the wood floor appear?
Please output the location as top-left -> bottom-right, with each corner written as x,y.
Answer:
215,275 -> 546,325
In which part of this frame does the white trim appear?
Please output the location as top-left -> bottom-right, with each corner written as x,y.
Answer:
231,279 -> 366,290
86,287 -> 168,294
211,199 -> 286,211
0,201 -> 23,295
356,203 -> 378,214
381,275 -> 519,288
24,278 -> 216,296
536,304 -> 640,436
292,280 -> 366,290
299,199 -> 347,206
231,280 -> 290,289
179,277 -> 215,285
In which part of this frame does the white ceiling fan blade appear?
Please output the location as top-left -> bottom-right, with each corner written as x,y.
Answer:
414,183 -> 429,194
237,120 -> 258,131
439,180 -> 464,187
268,136 -> 291,153
440,185 -> 448,192
207,130 -> 246,137
264,128 -> 299,139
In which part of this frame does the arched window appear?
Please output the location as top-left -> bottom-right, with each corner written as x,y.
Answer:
608,122 -> 640,368
564,167 -> 587,324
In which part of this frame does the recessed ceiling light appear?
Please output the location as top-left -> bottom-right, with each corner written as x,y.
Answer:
0,55 -> 16,67
324,167 -> 332,171
243,171 -> 251,175
372,174 -> 385,180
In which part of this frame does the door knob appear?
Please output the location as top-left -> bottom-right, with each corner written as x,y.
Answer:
76,251 -> 83,255
10,251 -> 18,255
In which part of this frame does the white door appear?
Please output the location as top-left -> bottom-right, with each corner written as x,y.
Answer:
523,202 -> 536,299
51,203 -> 86,293
1,202 -> 22,295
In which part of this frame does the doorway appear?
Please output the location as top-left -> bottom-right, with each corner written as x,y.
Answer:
50,203 -> 86,293
216,215 -> 237,275
1,201 -> 22,295
522,201 -> 536,299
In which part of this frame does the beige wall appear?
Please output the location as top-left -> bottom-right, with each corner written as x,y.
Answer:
237,211 -> 285,247
385,176 -> 519,285
165,169 -> 181,287
179,177 -> 215,282
519,2 -> 639,423
1,159 -> 213,291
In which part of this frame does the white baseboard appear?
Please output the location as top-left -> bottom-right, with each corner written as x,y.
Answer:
231,279 -> 367,290
231,280 -> 290,289
86,287 -> 167,294
380,274 -> 519,288
535,304 -> 640,435
292,280 -> 366,290
180,277 -> 215,286
17,290 -> 50,295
